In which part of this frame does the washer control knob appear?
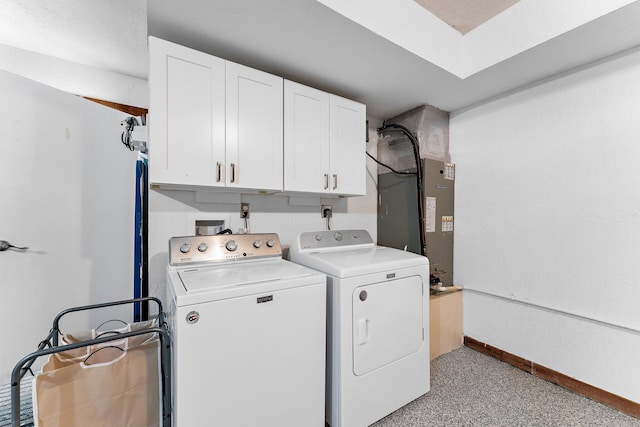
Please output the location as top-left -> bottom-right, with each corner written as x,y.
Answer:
266,239 -> 275,248
253,240 -> 262,249
314,234 -> 322,242
197,243 -> 208,252
179,243 -> 191,254
333,232 -> 343,241
353,232 -> 360,239
225,240 -> 238,252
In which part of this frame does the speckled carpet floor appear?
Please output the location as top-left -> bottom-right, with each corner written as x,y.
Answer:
372,346 -> 640,427
2,345 -> 638,426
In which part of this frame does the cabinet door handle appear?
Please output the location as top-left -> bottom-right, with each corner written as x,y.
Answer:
216,162 -> 222,182
333,174 -> 338,190
324,173 -> 329,190
230,163 -> 236,183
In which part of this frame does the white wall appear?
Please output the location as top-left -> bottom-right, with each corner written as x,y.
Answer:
148,121 -> 380,301
0,70 -> 139,384
450,48 -> 640,402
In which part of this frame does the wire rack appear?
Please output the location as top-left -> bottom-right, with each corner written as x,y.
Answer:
8,297 -> 171,427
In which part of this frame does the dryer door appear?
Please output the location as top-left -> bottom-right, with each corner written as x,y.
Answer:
352,275 -> 424,376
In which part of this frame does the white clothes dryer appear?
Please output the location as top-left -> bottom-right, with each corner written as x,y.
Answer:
289,229 -> 430,427
166,233 -> 326,427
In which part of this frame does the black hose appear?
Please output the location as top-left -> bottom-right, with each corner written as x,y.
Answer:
366,152 -> 417,176
377,123 -> 426,257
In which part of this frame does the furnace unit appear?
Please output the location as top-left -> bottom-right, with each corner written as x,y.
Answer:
377,158 -> 455,287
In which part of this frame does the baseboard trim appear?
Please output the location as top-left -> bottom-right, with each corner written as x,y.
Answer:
463,336 -> 640,419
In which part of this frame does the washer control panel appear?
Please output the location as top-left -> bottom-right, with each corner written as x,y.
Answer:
169,233 -> 282,266
298,229 -> 374,250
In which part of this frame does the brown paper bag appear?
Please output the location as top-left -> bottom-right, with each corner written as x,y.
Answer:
34,339 -> 161,427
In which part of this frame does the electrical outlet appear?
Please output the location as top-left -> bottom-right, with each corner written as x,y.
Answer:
240,203 -> 250,218
321,205 -> 332,218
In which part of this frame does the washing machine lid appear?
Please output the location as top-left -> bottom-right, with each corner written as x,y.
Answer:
176,259 -> 315,293
291,246 -> 427,278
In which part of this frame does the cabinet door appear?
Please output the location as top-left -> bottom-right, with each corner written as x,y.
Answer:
148,37 -> 226,187
226,62 -> 283,191
329,95 -> 366,196
284,81 -> 330,193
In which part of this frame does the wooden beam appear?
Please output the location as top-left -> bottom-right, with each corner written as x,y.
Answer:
464,336 -> 640,419
83,97 -> 148,118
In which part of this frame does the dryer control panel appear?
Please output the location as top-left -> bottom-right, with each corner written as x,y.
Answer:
297,229 -> 374,250
169,233 -> 282,266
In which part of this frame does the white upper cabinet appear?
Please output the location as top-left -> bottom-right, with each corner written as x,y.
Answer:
149,36 -> 225,187
226,62 -> 283,191
284,80 -> 366,196
284,81 -> 330,193
329,95 -> 366,196
149,37 -> 364,196
149,37 -> 283,191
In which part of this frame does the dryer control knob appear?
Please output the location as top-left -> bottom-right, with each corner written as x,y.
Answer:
225,240 -> 238,251
266,239 -> 275,248
197,243 -> 208,252
333,232 -> 343,241
179,243 -> 191,253
253,240 -> 262,249
314,234 -> 322,242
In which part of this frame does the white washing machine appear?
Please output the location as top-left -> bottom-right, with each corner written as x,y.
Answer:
166,233 -> 326,426
289,229 -> 430,427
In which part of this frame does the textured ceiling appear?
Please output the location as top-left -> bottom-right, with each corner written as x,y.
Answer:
414,0 -> 520,34
147,0 -> 640,118
3,0 -> 640,119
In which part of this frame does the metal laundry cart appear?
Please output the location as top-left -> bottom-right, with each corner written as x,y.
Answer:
10,297 -> 171,427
